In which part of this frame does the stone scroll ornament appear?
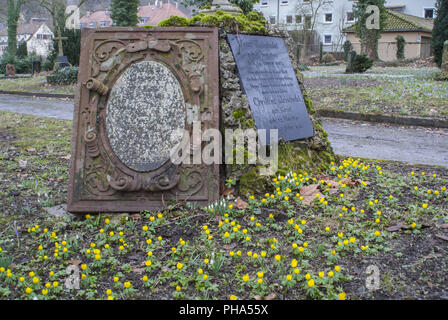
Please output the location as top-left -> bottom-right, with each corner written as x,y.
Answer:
67,27 -> 220,212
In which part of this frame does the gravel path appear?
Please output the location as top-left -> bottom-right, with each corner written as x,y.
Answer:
1,94 -> 448,167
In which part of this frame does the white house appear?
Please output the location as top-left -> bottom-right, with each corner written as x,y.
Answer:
254,0 -> 437,53
0,22 -> 54,58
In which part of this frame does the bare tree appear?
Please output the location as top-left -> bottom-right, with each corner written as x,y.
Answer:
295,0 -> 332,62
36,0 -> 87,32
331,2 -> 348,54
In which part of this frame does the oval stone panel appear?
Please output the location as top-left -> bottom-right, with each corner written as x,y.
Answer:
106,61 -> 186,172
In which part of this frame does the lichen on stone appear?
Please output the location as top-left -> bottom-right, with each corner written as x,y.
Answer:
158,10 -> 267,35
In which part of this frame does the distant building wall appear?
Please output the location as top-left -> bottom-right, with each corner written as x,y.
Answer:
26,24 -> 54,58
346,31 -> 433,62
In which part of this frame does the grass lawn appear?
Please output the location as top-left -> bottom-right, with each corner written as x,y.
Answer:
1,111 -> 448,300
303,66 -> 448,119
0,76 -> 76,96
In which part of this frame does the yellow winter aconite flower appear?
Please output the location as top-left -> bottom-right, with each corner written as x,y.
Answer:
145,260 -> 152,267
328,271 -> 334,277
230,295 -> 238,300
32,277 -> 40,284
242,274 -> 249,282
411,222 -> 417,229
307,279 -> 315,288
286,274 -> 292,281
338,292 -> 347,300
107,295 -> 114,300
305,273 -> 311,280
257,272 -> 264,278
422,203 -> 428,209
25,287 -> 32,294
113,277 -> 119,283
176,286 -> 181,291
291,259 -> 298,268
124,281 -> 131,289
318,272 -> 325,278
176,263 -> 183,270
142,225 -> 148,231
203,274 -> 208,281
374,231 -> 381,237
274,255 -> 281,261
334,266 -> 341,272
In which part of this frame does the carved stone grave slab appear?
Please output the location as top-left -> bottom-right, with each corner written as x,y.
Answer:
227,34 -> 314,145
6,64 -> 15,77
68,27 -> 220,213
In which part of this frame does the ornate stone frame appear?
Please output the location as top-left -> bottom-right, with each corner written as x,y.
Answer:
67,27 -> 220,213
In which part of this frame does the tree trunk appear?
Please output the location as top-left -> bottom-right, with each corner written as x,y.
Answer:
7,0 -> 22,56
300,31 -> 309,63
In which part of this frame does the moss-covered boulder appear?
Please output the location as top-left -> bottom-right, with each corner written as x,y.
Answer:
158,12 -> 335,195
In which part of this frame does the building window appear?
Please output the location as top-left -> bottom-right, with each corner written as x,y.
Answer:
295,15 -> 302,24
305,15 -> 311,29
100,21 -> 110,27
89,22 -> 97,28
261,0 -> 268,6
324,34 -> 332,44
80,23 -> 87,28
286,15 -> 293,24
269,16 -> 276,24
324,13 -> 333,23
346,11 -> 354,22
424,8 -> 435,19
280,0 -> 288,5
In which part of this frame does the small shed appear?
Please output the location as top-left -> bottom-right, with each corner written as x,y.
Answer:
344,10 -> 434,62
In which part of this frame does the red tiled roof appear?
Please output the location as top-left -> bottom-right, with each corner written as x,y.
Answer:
0,22 -> 43,37
80,3 -> 189,27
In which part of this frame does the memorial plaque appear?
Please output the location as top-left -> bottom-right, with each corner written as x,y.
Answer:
68,27 -> 220,213
227,34 -> 314,145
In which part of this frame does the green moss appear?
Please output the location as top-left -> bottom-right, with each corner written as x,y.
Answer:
304,94 -> 316,115
232,108 -> 256,129
158,11 -> 267,34
158,16 -> 190,27
142,25 -> 155,29
239,167 -> 271,195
